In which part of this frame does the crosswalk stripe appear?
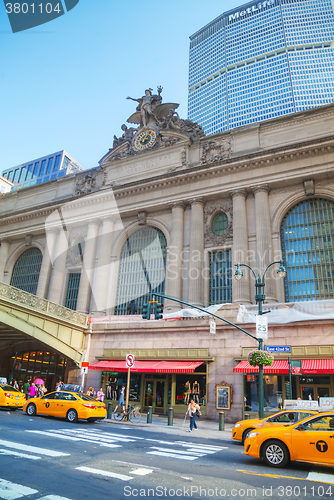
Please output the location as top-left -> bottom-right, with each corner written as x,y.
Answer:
186,447 -> 226,454
76,466 -> 133,481
0,478 -> 38,500
39,497 -> 73,500
27,431 -> 81,441
26,431 -> 121,448
175,441 -> 227,450
307,472 -> 334,484
0,449 -> 41,460
149,446 -> 205,457
52,429 -> 139,443
0,439 -> 69,457
130,468 -> 153,476
147,451 -> 198,460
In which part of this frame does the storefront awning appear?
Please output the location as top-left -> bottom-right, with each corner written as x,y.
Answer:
302,359 -> 334,374
89,360 -> 204,373
233,360 -> 289,374
233,359 -> 334,374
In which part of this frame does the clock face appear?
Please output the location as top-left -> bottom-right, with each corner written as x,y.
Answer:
134,129 -> 157,150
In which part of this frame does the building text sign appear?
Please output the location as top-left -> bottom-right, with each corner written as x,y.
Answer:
228,0 -> 275,23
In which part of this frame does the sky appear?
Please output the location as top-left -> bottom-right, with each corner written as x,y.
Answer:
0,0 -> 242,172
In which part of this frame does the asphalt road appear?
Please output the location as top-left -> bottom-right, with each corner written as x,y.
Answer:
0,410 -> 333,500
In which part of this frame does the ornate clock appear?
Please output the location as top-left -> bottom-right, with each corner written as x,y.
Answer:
134,129 -> 157,150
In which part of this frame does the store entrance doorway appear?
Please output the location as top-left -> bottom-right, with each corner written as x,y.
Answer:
143,379 -> 166,414
301,385 -> 331,401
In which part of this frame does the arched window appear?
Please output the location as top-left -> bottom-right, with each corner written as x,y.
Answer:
10,248 -> 42,295
281,198 -> 334,302
115,227 -> 167,315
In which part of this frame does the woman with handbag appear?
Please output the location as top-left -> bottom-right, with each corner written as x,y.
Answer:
185,399 -> 201,432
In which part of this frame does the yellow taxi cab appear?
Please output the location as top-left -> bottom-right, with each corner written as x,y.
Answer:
244,411 -> 334,468
232,409 -> 317,443
0,384 -> 26,409
23,390 -> 106,423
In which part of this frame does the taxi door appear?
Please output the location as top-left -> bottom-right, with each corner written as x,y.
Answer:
38,392 -> 62,416
291,415 -> 334,464
55,392 -> 78,418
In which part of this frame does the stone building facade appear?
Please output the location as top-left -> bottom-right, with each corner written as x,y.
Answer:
1,98 -> 334,421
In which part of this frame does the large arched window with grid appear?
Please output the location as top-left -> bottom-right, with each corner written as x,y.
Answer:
281,198 -> 334,302
10,248 -> 42,294
115,227 -> 167,315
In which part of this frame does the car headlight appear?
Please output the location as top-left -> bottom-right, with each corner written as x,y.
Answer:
247,432 -> 261,438
234,423 -> 241,428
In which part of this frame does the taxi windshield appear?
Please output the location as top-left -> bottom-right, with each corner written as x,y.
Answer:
0,385 -> 19,393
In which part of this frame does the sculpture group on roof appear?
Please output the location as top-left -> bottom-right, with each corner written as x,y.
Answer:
109,86 -> 205,159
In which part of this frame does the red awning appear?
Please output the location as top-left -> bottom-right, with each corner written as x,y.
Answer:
233,359 -> 334,374
302,359 -> 334,374
233,360 -> 290,374
89,360 -> 204,373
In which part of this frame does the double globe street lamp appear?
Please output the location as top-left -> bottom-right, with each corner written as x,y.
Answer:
234,260 -> 287,418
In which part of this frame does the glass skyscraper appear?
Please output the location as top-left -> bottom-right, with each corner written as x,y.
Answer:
188,0 -> 334,135
1,150 -> 84,190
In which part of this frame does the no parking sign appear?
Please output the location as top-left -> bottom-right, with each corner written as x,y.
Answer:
126,353 -> 135,368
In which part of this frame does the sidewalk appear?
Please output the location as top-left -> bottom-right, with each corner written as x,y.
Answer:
104,414 -> 235,441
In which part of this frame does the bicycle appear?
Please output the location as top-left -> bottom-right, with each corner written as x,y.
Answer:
112,404 -> 141,423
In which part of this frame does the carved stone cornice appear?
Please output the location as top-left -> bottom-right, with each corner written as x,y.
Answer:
113,136 -> 334,201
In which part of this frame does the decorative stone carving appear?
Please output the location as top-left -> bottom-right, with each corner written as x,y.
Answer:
181,148 -> 187,166
74,172 -> 97,196
25,235 -> 33,246
138,211 -> 147,225
204,199 -> 233,246
200,138 -> 232,164
101,87 -> 206,165
304,179 -> 315,196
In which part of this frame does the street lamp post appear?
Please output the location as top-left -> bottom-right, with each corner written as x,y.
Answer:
234,260 -> 286,419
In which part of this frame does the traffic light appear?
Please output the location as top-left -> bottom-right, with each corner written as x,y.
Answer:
154,302 -> 164,320
142,303 -> 151,320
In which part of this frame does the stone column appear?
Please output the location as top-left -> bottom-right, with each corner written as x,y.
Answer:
253,185 -> 276,302
188,199 -> 204,307
91,217 -> 115,315
231,190 -> 251,304
48,228 -> 68,305
0,239 -> 10,282
36,229 -> 58,299
165,202 -> 185,312
76,219 -> 100,313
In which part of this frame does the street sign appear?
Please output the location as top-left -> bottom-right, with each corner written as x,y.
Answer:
81,361 -> 89,367
256,315 -> 268,339
125,353 -> 135,368
82,367 -> 88,374
291,359 -> 302,374
265,345 -> 291,353
210,319 -> 216,334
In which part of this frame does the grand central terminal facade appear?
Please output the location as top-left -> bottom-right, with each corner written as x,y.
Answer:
0,90 -> 334,421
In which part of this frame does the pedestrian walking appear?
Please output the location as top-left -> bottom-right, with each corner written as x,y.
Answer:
23,379 -> 30,400
113,385 -> 125,414
185,399 -> 201,432
29,383 -> 37,399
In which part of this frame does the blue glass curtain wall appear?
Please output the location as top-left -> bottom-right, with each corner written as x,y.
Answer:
281,198 -> 334,302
